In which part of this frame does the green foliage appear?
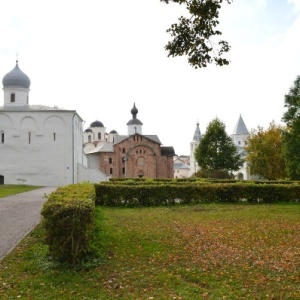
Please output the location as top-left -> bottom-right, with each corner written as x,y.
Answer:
41,183 -> 96,265
161,0 -> 232,68
95,181 -> 300,206
245,121 -> 287,180
195,118 -> 243,174
282,75 -> 300,179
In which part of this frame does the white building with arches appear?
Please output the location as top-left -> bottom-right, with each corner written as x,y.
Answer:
0,61 -> 106,186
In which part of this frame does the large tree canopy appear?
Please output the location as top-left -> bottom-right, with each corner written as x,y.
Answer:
282,75 -> 300,179
161,0 -> 232,68
195,118 -> 243,176
245,122 -> 286,180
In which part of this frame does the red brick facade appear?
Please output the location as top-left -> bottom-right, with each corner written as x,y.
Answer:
99,134 -> 174,178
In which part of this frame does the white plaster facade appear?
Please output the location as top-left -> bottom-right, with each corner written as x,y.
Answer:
0,61 -> 107,186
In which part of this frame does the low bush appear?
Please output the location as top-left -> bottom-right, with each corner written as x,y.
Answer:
41,183 -> 96,265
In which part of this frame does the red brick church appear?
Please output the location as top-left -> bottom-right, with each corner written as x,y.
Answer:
83,104 -> 175,179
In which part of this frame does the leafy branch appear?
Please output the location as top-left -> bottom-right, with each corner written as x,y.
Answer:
161,0 -> 232,68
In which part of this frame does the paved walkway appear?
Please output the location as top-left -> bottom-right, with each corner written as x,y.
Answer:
0,187 -> 57,261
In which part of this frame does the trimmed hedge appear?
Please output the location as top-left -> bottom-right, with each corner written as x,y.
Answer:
41,183 -> 96,265
95,182 -> 300,206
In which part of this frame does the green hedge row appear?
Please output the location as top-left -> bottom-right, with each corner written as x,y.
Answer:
95,183 -> 300,206
41,183 -> 96,265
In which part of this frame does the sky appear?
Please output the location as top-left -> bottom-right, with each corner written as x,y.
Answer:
0,0 -> 300,155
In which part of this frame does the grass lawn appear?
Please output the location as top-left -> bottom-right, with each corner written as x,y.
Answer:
0,185 -> 42,198
0,204 -> 299,299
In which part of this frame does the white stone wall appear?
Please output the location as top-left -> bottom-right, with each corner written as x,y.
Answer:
0,110 -> 84,186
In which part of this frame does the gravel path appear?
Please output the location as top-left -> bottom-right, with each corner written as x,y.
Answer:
0,187 -> 57,261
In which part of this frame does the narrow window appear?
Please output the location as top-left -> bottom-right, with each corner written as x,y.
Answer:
110,168 -> 113,175
122,167 -> 125,175
53,133 -> 56,141
88,135 -> 91,142
122,148 -> 126,153
1,132 -> 4,143
11,93 -> 15,102
98,132 -> 101,140
109,158 -> 112,164
28,132 -> 31,144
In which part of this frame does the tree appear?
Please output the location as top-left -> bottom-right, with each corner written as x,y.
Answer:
161,0 -> 232,68
195,118 -> 243,177
282,75 -> 300,179
245,122 -> 286,180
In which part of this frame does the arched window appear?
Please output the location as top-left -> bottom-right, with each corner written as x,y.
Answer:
10,93 -> 15,102
88,135 -> 91,143
98,132 -> 101,140
1,132 -> 4,143
28,132 -> 31,144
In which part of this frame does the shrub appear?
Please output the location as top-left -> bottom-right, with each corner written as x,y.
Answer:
41,183 -> 96,265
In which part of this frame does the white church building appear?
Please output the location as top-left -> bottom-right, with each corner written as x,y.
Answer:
0,61 -> 106,186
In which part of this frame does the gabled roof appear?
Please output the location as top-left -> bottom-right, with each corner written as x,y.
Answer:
113,134 -> 162,145
232,115 -> 249,135
174,162 -> 190,170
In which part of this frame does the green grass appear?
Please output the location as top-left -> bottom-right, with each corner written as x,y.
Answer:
0,185 -> 42,198
1,204 -> 300,299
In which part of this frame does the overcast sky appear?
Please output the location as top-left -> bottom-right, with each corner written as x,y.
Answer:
1,0 -> 300,155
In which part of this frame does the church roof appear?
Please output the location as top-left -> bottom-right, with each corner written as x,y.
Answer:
0,104 -> 75,112
232,115 -> 249,135
127,103 -> 143,125
90,120 -> 104,128
113,134 -> 162,145
2,61 -> 31,89
161,146 -> 175,157
193,122 -> 202,141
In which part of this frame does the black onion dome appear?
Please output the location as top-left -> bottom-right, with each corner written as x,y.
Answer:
110,129 -> 118,134
2,61 -> 31,88
131,103 -> 138,116
90,120 -> 104,127
84,128 -> 93,133
127,103 -> 143,125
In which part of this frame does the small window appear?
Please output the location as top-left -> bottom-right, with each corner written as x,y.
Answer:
1,132 -> 4,143
11,93 -> 15,102
53,133 -> 56,141
28,132 -> 31,144
238,141 -> 241,145
98,132 -> 101,140
88,135 -> 91,143
110,168 -> 113,175
122,167 -> 125,175
109,158 -> 112,164
122,148 -> 126,153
